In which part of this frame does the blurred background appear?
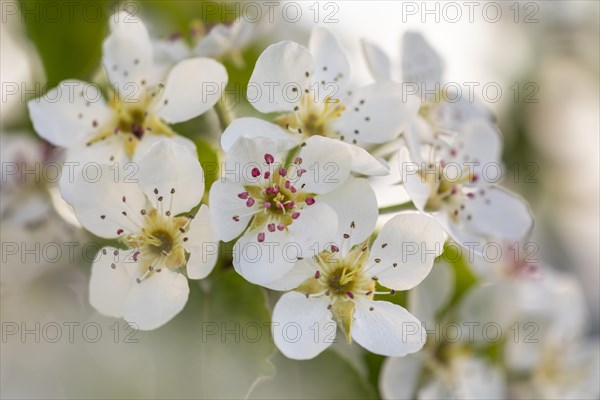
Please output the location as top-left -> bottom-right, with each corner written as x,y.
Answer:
1,1 -> 598,398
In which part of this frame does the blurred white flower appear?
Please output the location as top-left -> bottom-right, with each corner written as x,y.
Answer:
381,351 -> 506,400
503,269 -> 599,399
361,31 -> 493,137
210,133 -> 379,286
27,11 -> 227,203
269,213 -> 445,360
399,119 -> 533,251
66,140 -> 217,330
154,18 -> 270,71
381,260 -> 508,400
0,133 -> 52,226
243,27 -> 421,176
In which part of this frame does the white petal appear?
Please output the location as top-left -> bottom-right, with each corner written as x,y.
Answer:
208,178 -> 258,242
248,41 -> 314,113
295,136 -> 352,194
272,291 -> 335,360
361,38 -> 394,82
261,258 -> 316,291
418,375 -> 454,400
184,205 -> 218,280
401,31 -> 443,88
153,58 -> 228,123
233,229 -> 297,285
89,247 -> 136,318
308,27 -> 350,100
152,38 -> 189,74
399,146 -> 431,211
287,201 -> 339,255
220,117 -> 299,152
225,135 -> 296,187
192,23 -> 234,58
123,268 -> 189,330
136,139 -> 204,215
447,356 -> 507,399
459,282 -> 519,342
342,140 -> 390,176
379,353 -> 426,400
133,133 -> 197,161
427,96 -> 493,133
409,259 -> 454,328
352,299 -> 426,357
59,138 -> 127,204
318,177 -> 378,246
367,212 -> 445,291
103,11 -> 158,90
440,119 -> 503,181
334,82 -> 419,144
27,80 -> 111,147
68,163 -> 147,238
454,186 -> 534,243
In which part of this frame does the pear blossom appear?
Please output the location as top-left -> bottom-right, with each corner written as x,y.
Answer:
236,27 -> 420,176
154,17 -> 270,71
27,11 -> 227,203
269,212 -> 445,360
209,134 -> 379,286
381,261 -> 508,400
67,140 -> 217,330
361,31 -> 493,138
399,118 -> 533,251
381,350 -> 507,400
0,133 -> 52,226
503,270 -> 600,399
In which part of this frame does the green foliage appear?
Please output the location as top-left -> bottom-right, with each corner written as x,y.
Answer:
441,243 -> 478,308
194,137 -> 220,197
249,350 -> 376,399
19,0 -> 115,85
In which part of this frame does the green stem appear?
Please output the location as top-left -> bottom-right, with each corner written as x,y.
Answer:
378,201 -> 416,214
214,94 -> 235,131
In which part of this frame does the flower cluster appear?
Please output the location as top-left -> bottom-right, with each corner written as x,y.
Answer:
27,12 -> 539,365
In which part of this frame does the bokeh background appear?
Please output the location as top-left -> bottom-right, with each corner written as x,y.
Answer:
1,1 -> 598,398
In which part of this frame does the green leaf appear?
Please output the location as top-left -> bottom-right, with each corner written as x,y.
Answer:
249,350 -> 376,399
147,270 -> 275,398
19,0 -> 113,85
441,243 -> 478,308
193,138 -> 220,197
67,270 -> 275,399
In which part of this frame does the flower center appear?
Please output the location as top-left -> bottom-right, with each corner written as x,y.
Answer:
326,265 -> 359,296
417,162 -> 476,220
232,153 -> 317,243
275,93 -> 345,139
86,90 -> 175,159
146,228 -> 174,256
101,188 -> 193,281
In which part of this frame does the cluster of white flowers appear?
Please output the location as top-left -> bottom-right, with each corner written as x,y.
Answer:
27,11 -> 549,368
